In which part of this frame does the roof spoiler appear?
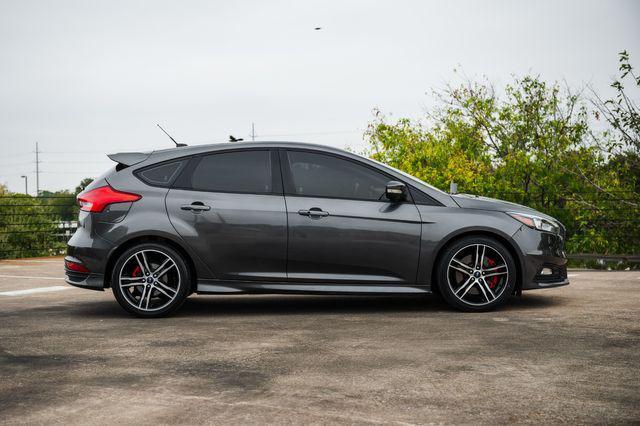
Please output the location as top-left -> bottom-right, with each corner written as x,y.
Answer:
107,152 -> 151,167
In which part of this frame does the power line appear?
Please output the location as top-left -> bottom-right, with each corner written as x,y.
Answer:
0,160 -> 107,168
0,153 -> 33,160
39,171 -> 99,175
0,161 -> 32,167
254,129 -> 360,138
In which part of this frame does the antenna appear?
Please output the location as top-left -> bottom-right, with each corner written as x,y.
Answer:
157,124 -> 188,147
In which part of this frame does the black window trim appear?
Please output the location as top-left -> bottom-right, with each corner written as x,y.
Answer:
279,148 -> 419,204
408,185 -> 442,207
170,148 -> 284,196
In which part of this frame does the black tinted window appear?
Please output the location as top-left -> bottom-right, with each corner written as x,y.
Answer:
409,186 -> 441,206
287,151 -> 389,201
137,161 -> 184,187
190,150 -> 272,193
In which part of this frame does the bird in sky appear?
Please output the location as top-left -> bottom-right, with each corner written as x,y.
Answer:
314,27 -> 322,30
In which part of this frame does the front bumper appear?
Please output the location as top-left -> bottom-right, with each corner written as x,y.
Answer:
511,226 -> 569,291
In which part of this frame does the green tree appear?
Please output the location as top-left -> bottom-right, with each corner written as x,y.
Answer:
75,177 -> 94,194
40,189 -> 77,221
0,177 -> 94,259
0,194 -> 62,259
365,70 -> 639,257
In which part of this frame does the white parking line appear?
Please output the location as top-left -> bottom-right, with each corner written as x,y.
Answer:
0,275 -> 64,280
567,274 -> 580,277
0,286 -> 70,297
0,259 -> 61,263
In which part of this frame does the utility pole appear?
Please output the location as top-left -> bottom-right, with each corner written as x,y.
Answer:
20,175 -> 28,195
35,142 -> 41,196
250,123 -> 256,141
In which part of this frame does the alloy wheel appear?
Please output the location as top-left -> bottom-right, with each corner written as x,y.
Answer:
446,243 -> 509,307
118,249 -> 181,312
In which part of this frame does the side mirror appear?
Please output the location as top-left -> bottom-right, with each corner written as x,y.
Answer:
385,181 -> 407,202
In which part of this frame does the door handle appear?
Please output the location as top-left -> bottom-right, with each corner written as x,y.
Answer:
298,208 -> 329,218
181,202 -> 211,212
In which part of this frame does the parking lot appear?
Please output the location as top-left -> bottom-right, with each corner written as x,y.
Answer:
0,257 -> 638,425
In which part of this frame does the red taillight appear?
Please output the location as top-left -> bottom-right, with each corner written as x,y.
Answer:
65,259 -> 90,273
77,185 -> 141,213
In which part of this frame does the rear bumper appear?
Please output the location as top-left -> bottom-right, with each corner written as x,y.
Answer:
64,255 -> 105,291
65,272 -> 105,291
66,225 -> 113,290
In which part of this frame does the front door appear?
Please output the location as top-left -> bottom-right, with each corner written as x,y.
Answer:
281,149 -> 422,284
166,149 -> 287,281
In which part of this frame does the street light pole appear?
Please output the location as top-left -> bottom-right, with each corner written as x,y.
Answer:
20,175 -> 28,195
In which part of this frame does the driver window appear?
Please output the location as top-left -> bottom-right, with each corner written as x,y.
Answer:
286,151 -> 389,201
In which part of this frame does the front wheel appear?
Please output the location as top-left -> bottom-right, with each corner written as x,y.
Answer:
437,236 -> 516,312
111,243 -> 190,317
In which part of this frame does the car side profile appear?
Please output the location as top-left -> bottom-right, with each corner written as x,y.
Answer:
65,142 -> 569,317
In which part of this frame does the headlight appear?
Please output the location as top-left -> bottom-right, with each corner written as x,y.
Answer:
507,212 -> 560,234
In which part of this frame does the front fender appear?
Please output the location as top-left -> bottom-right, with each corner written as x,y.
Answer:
414,206 -> 525,289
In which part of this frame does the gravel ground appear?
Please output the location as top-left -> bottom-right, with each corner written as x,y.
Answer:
0,258 -> 638,425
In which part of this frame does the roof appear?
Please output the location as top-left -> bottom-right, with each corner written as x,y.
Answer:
147,141 -> 351,158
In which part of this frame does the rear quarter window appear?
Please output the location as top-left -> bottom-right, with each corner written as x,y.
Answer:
136,160 -> 185,187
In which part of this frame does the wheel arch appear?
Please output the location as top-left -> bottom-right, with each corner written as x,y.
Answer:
430,228 -> 525,295
104,234 -> 198,293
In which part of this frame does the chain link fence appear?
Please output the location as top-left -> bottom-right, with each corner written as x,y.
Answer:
0,195 -> 78,259
1,193 -> 638,267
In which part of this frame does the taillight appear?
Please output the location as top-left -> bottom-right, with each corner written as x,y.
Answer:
65,259 -> 90,273
77,185 -> 141,213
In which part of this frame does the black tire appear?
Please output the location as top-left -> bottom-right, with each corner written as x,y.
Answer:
436,236 -> 516,312
111,242 -> 190,318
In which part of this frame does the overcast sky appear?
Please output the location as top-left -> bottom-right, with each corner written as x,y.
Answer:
0,0 -> 638,194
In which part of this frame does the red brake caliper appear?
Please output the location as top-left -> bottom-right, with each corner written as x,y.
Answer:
128,265 -> 143,295
486,258 -> 499,289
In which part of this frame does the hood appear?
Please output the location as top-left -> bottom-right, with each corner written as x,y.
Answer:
451,194 -> 558,222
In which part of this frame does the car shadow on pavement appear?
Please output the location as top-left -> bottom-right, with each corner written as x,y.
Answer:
62,292 -> 566,319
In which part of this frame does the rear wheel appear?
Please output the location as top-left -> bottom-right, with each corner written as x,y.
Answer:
437,236 -> 516,312
111,243 -> 190,317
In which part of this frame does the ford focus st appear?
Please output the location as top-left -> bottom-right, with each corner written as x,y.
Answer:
65,142 -> 569,317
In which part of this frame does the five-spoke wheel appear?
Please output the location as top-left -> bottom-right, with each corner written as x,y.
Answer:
437,236 -> 516,311
111,243 -> 190,317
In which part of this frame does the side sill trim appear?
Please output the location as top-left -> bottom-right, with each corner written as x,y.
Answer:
197,280 -> 430,295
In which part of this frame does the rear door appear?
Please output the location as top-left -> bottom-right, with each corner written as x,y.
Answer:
281,149 -> 422,284
165,149 -> 287,281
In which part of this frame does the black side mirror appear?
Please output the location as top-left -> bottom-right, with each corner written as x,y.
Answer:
385,181 -> 407,202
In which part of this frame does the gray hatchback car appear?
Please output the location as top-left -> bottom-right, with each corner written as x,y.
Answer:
65,142 -> 569,317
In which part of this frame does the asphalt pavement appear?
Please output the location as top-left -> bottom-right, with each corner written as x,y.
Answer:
0,257 -> 638,425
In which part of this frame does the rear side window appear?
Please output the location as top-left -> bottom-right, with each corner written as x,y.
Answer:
189,150 -> 272,194
286,151 -> 389,201
137,160 -> 185,187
